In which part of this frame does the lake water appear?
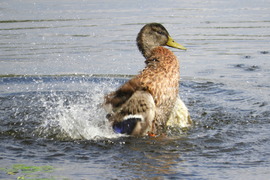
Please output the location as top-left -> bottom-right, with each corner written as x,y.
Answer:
0,0 -> 270,179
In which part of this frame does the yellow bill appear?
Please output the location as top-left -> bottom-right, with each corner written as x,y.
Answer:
166,36 -> 187,50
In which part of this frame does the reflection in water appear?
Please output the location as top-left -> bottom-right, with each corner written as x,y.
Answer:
131,152 -> 180,176
111,138 -> 187,178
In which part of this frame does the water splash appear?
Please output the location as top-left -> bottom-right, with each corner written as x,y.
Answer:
35,77 -> 125,140
0,75 -> 127,140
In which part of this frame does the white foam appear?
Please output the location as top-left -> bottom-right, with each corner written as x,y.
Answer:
37,79 -> 123,140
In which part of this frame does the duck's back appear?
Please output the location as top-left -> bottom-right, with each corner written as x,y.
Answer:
137,47 -> 180,131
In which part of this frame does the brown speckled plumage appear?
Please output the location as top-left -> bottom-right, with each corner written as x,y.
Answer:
137,47 -> 180,130
104,23 -> 189,136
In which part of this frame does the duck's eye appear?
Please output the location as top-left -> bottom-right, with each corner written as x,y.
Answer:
157,31 -> 165,35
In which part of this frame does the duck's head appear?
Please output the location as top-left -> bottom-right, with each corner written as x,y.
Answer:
136,23 -> 186,58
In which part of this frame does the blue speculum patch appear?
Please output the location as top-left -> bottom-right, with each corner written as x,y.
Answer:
113,118 -> 141,135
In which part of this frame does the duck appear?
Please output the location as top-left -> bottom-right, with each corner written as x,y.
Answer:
104,23 -> 192,136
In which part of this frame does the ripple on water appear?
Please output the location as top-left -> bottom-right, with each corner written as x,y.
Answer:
234,63 -> 261,72
0,75 -> 269,179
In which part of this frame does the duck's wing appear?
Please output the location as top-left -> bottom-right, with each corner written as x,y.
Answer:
106,90 -> 156,136
104,78 -> 141,111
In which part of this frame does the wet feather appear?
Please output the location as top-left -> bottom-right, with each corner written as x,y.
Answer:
104,23 -> 192,136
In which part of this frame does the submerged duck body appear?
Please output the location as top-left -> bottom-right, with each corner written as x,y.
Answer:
104,23 -> 192,136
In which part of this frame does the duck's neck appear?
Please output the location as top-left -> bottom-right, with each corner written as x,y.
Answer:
136,34 -> 157,59
137,44 -> 154,59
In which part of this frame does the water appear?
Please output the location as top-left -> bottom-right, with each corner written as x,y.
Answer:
0,0 -> 270,179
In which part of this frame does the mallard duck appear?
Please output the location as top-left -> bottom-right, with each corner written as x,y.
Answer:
104,23 -> 192,136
